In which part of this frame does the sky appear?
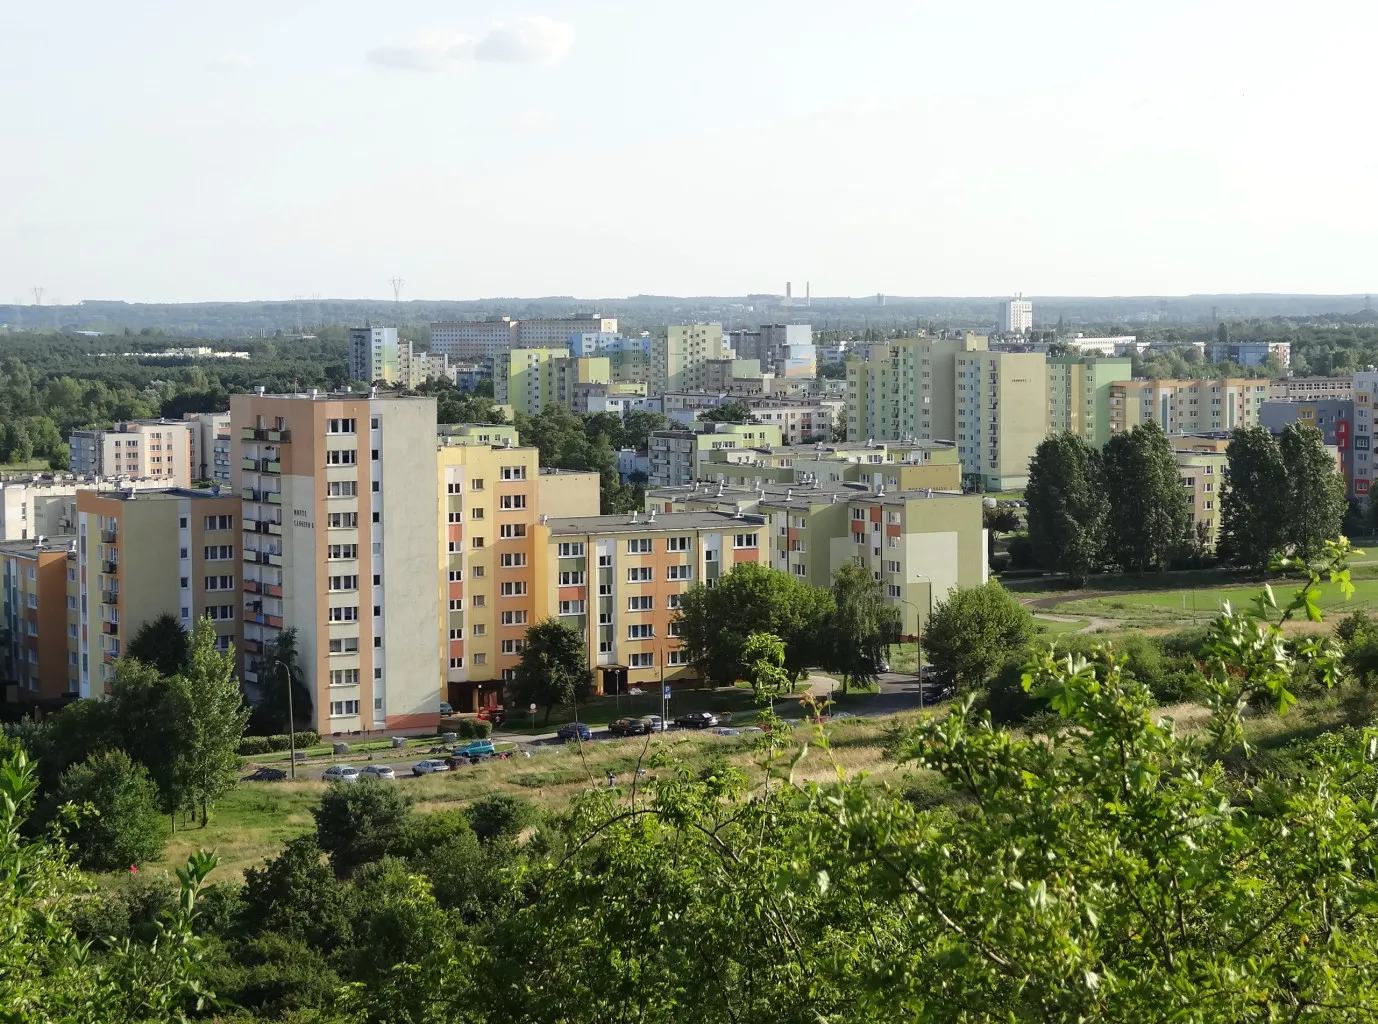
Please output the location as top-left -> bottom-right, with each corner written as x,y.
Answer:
2,0 -> 1376,304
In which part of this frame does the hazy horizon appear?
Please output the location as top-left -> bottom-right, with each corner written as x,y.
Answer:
4,1 -> 1376,304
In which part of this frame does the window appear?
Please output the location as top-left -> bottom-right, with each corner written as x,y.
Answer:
371,449 -> 379,461
204,575 -> 234,590
449,627 -> 464,639
325,448 -> 357,465
501,465 -> 526,480
667,565 -> 692,581
471,537 -> 485,549
329,700 -> 360,717
327,544 -> 358,559
328,637 -> 359,654
500,581 -> 528,597
327,480 -> 358,497
501,639 -> 525,654
499,494 -> 527,509
447,482 -> 462,494
627,623 -> 653,639
629,652 -> 654,668
668,621 -> 684,637
668,649 -> 690,666
204,514 -> 234,531
472,623 -> 486,635
666,536 -> 690,552
884,560 -> 901,573
501,610 -> 529,626
500,524 -> 527,539
329,669 -> 360,686
449,657 -> 464,669
328,575 -> 358,591
627,567 -> 653,583
471,478 -> 485,491
448,512 -> 464,523
204,545 -> 234,560
598,583 -> 613,596
733,533 -> 758,549
599,611 -> 612,624
628,595 -> 653,611
626,538 -> 652,554
327,418 -> 357,434
559,600 -> 585,615
887,584 -> 902,598
851,508 -> 865,521
666,593 -> 683,610
599,640 -> 614,654
559,571 -> 585,585
558,542 -> 585,557
327,512 -> 358,528
471,565 -> 485,577
373,574 -> 381,585
598,554 -> 612,567
328,606 -> 359,622
205,605 -> 235,621
501,553 -> 527,567
887,536 -> 898,549
471,508 -> 485,520
473,653 -> 487,666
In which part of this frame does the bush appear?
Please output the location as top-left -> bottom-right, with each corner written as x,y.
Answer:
455,718 -> 492,740
238,736 -> 270,756
207,932 -> 343,1019
989,555 -> 1010,573
1007,535 -> 1039,571
313,780 -> 412,876
239,835 -> 357,951
467,795 -> 537,844
51,750 -> 167,872
978,658 -> 1048,725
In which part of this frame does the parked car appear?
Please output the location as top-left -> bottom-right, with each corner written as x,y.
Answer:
640,715 -> 668,732
244,767 -> 287,782
412,759 -> 450,776
711,727 -> 741,736
877,661 -> 891,673
609,717 -> 651,737
439,701 -> 454,716
675,711 -> 719,730
557,722 -> 593,741
477,705 -> 508,727
453,739 -> 496,757
323,764 -> 360,783
359,765 -> 395,780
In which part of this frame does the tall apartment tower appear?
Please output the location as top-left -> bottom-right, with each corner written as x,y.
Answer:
1046,355 -> 1133,448
954,350 -> 1047,490
348,327 -> 400,385
844,333 -> 988,443
1352,371 -> 1378,503
1000,297 -> 1033,334
231,391 -> 440,734
650,325 -> 731,395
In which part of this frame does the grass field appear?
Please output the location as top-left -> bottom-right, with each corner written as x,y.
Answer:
1033,617 -> 1092,636
1052,575 -> 1378,628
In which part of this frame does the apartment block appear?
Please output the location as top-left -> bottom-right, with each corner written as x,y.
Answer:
955,351 -> 1047,491
648,423 -> 784,488
493,348 -> 568,414
74,488 -> 241,698
184,412 -> 233,485
1108,378 -> 1270,436
1260,398 -> 1354,496
697,439 -> 962,493
0,539 -> 75,704
437,423 -> 520,447
398,343 -> 452,390
650,325 -> 732,395
1348,371 -> 1378,501
69,420 -> 195,486
1169,437 -> 1229,548
1207,341 -> 1291,369
744,397 -> 844,444
1046,356 -> 1132,448
1000,297 -> 1033,334
1269,376 -> 1352,402
844,333 -> 988,444
430,318 -> 517,363
0,480 -> 80,542
231,391 -> 440,735
515,316 -> 617,348
348,327 -> 400,385
568,331 -> 651,383
538,510 -> 768,693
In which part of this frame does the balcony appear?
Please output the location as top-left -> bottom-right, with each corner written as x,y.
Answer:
243,551 -> 283,568
263,460 -> 281,474
245,519 -> 283,536
102,592 -> 118,605
100,530 -> 117,543
101,622 -> 118,635
102,561 -> 118,575
246,612 -> 284,629
241,427 -> 291,443
243,638 -> 263,655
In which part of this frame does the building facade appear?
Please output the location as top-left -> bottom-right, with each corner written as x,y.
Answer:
955,350 -> 1047,490
1046,355 -> 1133,448
69,420 -> 195,487
348,327 -> 400,384
1108,378 -> 1270,436
844,333 -> 989,444
1207,341 -> 1291,369
1259,398 -> 1354,497
184,412 -> 233,485
1000,297 -> 1033,334
1269,376 -> 1352,402
0,540 -> 74,703
650,325 -> 732,395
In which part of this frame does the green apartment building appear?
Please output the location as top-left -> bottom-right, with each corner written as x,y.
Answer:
1047,355 -> 1132,448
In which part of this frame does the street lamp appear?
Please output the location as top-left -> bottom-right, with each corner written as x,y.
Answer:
275,657 -> 296,780
912,573 -> 933,670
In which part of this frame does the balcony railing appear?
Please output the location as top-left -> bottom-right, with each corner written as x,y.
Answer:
102,561 -> 118,575
102,622 -> 118,635
100,530 -> 117,543
241,427 -> 292,443
245,612 -> 284,629
102,593 -> 118,605
245,520 -> 283,536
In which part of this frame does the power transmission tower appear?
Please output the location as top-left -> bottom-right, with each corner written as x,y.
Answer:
31,286 -> 44,306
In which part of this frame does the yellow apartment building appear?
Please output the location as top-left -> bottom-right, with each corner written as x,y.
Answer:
75,487 -> 241,699
1047,356 -> 1133,448
69,420 -> 196,486
955,350 -> 1047,491
1108,378 -> 1270,436
1170,434 -> 1230,548
537,510 -> 768,693
0,539 -> 75,706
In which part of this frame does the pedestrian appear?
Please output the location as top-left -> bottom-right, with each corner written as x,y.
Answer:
606,771 -> 616,788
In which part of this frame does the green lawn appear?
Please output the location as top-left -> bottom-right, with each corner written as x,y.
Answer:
1034,617 -> 1091,636
1054,575 -> 1378,625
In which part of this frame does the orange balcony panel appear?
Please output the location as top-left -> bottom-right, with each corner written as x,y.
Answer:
886,525 -> 902,537
557,586 -> 586,600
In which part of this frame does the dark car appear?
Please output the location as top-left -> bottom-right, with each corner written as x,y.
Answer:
557,722 -> 593,741
478,705 -> 508,727
609,717 -> 651,737
674,711 -> 719,729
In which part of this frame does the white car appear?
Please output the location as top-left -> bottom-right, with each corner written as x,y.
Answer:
412,759 -> 450,776
359,765 -> 395,781
323,765 -> 360,783
639,715 -> 669,732
711,727 -> 742,737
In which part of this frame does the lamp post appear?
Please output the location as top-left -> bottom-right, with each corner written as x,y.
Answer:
276,657 -> 296,780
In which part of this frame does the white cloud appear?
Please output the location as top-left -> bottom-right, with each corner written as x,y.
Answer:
474,17 -> 576,65
206,53 -> 251,73
367,30 -> 475,73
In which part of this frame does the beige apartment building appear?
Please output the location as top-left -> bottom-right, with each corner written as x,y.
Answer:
1108,378 -> 1270,436
845,333 -> 989,444
231,391 -> 441,736
954,350 -> 1047,491
650,325 -> 732,395
1046,356 -> 1132,448
1170,435 -> 1229,548
74,488 -> 242,698
69,420 -> 195,486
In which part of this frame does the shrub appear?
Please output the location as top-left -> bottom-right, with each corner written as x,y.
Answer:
455,719 -> 492,740
467,795 -> 537,844
51,750 -> 166,872
239,835 -> 357,951
978,657 -> 1048,725
313,780 -> 412,876
1007,535 -> 1039,571
238,737 -> 270,756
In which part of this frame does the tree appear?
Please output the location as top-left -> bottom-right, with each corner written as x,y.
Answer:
312,780 -> 412,877
238,834 -> 357,950
106,658 -> 187,820
174,618 -> 251,826
51,749 -> 167,871
741,632 -> 791,702
1024,432 -> 1108,585
249,626 -> 312,734
824,562 -> 899,693
1102,421 -> 1191,573
698,399 -> 754,424
510,618 -> 593,724
922,581 -> 1034,690
1279,422 -> 1346,559
1216,320 -> 1229,346
674,562 -> 833,689
126,613 -> 190,677
1220,424 -> 1288,572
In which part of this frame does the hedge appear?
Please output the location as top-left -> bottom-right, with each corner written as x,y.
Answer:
455,719 -> 493,740
238,731 -> 322,756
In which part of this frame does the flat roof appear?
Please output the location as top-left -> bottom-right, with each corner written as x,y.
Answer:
0,539 -> 73,557
545,510 -> 765,535
91,487 -> 238,502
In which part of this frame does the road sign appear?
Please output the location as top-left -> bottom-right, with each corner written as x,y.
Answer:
664,686 -> 672,699
529,703 -> 537,712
